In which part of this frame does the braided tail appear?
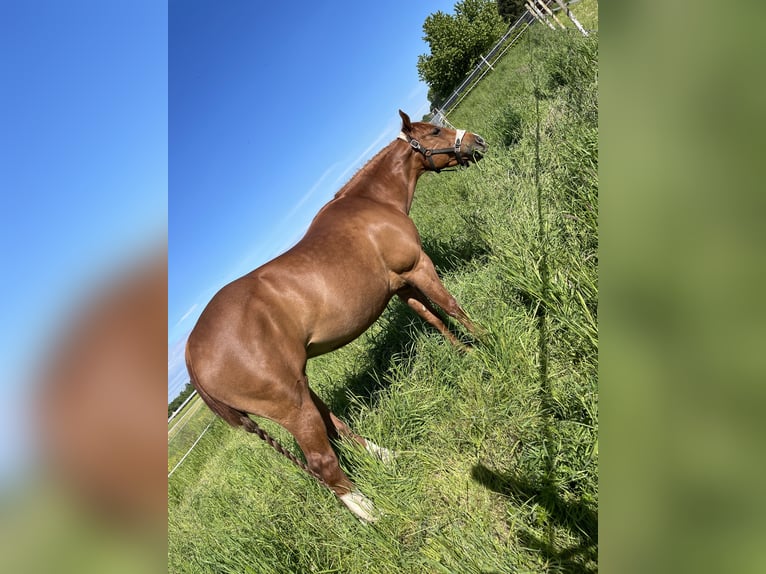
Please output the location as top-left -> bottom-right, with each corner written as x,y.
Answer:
237,413 -> 331,489
185,347 -> 331,490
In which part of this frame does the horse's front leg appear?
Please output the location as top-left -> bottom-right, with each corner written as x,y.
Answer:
401,253 -> 479,339
397,285 -> 466,349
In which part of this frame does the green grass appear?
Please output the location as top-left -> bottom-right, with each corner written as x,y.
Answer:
169,394 -> 203,434
169,9 -> 598,573
168,395 -> 218,474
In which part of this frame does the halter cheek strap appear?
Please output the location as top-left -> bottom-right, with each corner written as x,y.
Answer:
454,129 -> 466,154
398,129 -> 469,173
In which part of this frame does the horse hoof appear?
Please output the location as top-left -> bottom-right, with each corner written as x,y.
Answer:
364,440 -> 396,465
339,491 -> 379,524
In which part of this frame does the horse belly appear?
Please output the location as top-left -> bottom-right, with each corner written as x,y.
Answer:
305,281 -> 391,358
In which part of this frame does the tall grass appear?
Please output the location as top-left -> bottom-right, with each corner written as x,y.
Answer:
169,20 -> 598,574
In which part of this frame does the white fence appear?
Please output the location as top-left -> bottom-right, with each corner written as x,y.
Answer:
168,388 -> 197,423
431,0 -> 586,124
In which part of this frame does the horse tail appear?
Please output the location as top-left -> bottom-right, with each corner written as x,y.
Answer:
185,344 -> 330,489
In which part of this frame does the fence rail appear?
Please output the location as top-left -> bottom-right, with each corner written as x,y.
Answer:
431,0 -> 584,124
433,11 -> 534,122
168,389 -> 197,424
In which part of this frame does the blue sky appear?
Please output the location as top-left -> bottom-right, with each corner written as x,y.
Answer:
0,1 -> 167,476
168,1 -> 458,400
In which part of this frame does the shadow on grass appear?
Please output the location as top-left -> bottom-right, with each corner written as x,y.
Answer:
421,235 -> 490,275
471,464 -> 597,573
324,299 -> 424,417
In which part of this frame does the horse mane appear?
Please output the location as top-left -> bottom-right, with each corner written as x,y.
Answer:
333,139 -> 399,198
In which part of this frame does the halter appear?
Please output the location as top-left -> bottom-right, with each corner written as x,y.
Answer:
398,128 -> 468,173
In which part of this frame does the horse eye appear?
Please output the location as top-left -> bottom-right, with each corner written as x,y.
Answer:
431,127 -> 441,136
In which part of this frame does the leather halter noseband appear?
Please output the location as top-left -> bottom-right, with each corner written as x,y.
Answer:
398,129 -> 468,173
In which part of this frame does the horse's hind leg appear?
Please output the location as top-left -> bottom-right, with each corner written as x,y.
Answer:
279,387 -> 378,522
309,389 -> 396,464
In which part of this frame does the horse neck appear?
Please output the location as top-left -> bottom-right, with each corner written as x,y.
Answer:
334,140 -> 421,214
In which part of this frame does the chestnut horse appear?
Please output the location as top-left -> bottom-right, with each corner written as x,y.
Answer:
186,110 -> 487,522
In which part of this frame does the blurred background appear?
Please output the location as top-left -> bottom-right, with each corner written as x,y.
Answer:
600,1 -> 766,572
0,1 -> 167,571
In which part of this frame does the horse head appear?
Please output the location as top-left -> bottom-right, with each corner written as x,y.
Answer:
398,109 -> 488,173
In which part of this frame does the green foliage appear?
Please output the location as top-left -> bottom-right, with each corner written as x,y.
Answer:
168,381 -> 194,417
497,0 -> 526,23
169,7 -> 599,572
417,0 -> 507,105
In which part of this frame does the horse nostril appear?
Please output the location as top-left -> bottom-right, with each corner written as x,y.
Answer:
474,134 -> 486,147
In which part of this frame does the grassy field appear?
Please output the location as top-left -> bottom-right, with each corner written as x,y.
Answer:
169,394 -> 217,474
169,8 -> 598,573
169,394 -> 202,433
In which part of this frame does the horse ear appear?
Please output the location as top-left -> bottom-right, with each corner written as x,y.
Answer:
399,110 -> 412,134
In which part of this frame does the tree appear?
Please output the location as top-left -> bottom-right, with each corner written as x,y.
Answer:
417,0 -> 507,106
497,0 -> 526,23
168,381 -> 195,417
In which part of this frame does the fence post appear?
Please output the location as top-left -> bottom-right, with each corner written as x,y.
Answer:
553,0 -> 589,36
536,0 -> 566,30
526,1 -> 556,30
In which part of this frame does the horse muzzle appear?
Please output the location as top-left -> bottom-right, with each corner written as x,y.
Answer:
460,133 -> 488,164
